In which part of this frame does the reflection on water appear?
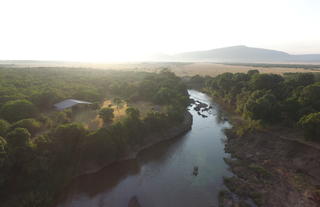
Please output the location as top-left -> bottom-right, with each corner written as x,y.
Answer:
57,90 -> 232,207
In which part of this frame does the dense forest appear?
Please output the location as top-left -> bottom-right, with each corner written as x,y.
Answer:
189,71 -> 320,140
0,67 -> 189,207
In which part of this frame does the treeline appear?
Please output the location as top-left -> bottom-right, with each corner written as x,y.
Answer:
0,67 -> 189,207
190,71 -> 320,141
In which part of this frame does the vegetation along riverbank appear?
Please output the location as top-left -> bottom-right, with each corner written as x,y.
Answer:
188,70 -> 320,206
0,67 -> 191,207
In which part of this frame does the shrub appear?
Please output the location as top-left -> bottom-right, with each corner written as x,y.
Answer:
0,119 -> 10,137
11,119 -> 41,135
0,99 -> 37,122
99,107 -> 114,124
298,112 -> 320,141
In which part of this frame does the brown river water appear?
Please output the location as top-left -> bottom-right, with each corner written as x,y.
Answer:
57,90 -> 233,207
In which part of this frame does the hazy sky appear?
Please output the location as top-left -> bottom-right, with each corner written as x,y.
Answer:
1,0 -> 320,61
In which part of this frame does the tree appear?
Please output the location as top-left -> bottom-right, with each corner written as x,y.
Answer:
296,73 -> 315,87
52,123 -> 86,156
11,118 -> 41,136
126,107 -> 140,120
0,99 -> 37,122
113,97 -> 124,111
247,69 -> 259,77
153,87 -> 174,104
298,112 -> 320,141
250,74 -> 284,92
0,119 -> 10,137
31,90 -> 60,111
0,136 -> 7,168
99,107 -> 114,124
0,136 -> 8,186
298,83 -> 320,111
7,127 -> 31,148
6,128 -> 33,165
243,90 -> 281,123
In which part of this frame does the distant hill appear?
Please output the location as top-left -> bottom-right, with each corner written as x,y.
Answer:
155,45 -> 320,63
2,46 -> 320,63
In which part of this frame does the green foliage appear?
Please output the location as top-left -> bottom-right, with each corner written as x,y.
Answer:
243,90 -> 281,123
247,69 -> 259,76
11,119 -> 41,135
7,127 -> 32,148
6,128 -> 33,166
250,73 -> 284,93
166,105 -> 185,122
298,83 -> 320,111
0,99 -> 37,123
31,90 -> 60,111
99,107 -> 114,124
125,107 -> 140,120
235,119 -> 262,137
0,67 -> 189,206
298,112 -> 320,141
0,136 -> 7,168
0,119 -> 10,137
53,110 -> 71,125
153,87 -> 174,104
52,123 -> 86,152
113,97 -> 123,109
201,70 -> 320,135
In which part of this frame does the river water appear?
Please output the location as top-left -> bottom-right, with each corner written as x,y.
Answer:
57,90 -> 232,207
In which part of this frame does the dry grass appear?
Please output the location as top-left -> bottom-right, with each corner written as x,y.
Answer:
7,62 -> 320,77
78,62 -> 320,76
97,99 -> 162,126
168,62 -> 320,76
73,110 -> 101,130
100,100 -> 128,123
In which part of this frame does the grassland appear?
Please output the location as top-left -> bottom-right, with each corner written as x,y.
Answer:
2,61 -> 320,77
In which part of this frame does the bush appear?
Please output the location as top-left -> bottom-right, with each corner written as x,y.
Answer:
243,90 -> 281,123
99,107 -> 114,124
53,123 -> 86,152
0,119 -> 10,137
0,100 -> 37,122
0,136 -> 7,168
7,127 -> 32,148
298,112 -> 320,141
11,119 -> 41,136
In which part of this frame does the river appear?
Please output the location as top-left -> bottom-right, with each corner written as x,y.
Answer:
57,90 -> 232,207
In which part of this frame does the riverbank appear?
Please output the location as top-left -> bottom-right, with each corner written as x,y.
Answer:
74,111 -> 193,177
209,95 -> 320,206
224,128 -> 320,207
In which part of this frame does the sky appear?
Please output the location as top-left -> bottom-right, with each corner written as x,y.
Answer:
0,0 -> 320,61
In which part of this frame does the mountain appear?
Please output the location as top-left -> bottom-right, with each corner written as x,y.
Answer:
153,45 -> 320,63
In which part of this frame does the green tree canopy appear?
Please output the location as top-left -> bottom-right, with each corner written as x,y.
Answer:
113,97 -> 124,110
0,119 -> 10,137
11,118 -> 41,136
0,99 -> 37,123
0,136 -> 7,168
126,107 -> 140,120
298,112 -> 320,141
6,127 -> 31,148
243,90 -> 281,123
298,83 -> 320,110
250,74 -> 284,92
52,123 -> 86,155
99,107 -> 114,124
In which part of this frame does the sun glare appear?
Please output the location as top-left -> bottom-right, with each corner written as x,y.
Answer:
0,0 -> 320,61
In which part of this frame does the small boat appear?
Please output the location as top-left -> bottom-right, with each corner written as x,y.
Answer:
193,166 -> 199,176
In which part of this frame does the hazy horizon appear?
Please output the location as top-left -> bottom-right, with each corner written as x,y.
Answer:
1,0 -> 320,61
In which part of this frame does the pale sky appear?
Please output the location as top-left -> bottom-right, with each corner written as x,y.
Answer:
1,0 -> 320,61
